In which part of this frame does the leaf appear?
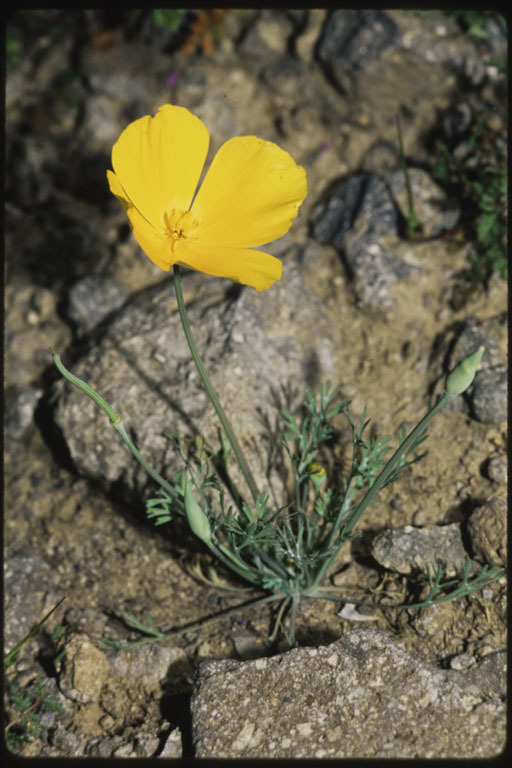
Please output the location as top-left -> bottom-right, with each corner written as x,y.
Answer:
475,212 -> 498,244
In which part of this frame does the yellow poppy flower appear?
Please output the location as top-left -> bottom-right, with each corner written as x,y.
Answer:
107,104 -> 307,290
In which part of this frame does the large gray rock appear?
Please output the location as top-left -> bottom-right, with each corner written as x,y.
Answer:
191,629 -> 505,758
53,255 -> 341,504
371,522 -> 468,577
311,172 -> 415,307
467,496 -> 507,568
66,275 -> 131,335
316,10 -> 397,91
471,366 -> 507,424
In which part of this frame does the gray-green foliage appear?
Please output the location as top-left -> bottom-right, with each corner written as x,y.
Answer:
5,676 -> 63,751
433,112 -> 507,286
140,379 -> 501,644
4,601 -> 65,751
53,348 -> 503,647
152,9 -> 185,32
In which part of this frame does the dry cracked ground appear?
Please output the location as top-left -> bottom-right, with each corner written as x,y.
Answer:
4,9 -> 507,759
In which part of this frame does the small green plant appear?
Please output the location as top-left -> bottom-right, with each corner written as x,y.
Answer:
407,10 -> 505,39
444,10 -> 505,39
4,598 -> 65,670
6,28 -> 21,72
152,9 -> 185,32
396,114 -> 422,239
5,676 -> 64,751
4,599 -> 65,751
53,105 -> 503,648
433,112 -> 507,286
54,341 -> 503,647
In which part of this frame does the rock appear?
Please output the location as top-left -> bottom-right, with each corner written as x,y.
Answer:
294,10 -> 326,63
311,172 -> 415,307
50,723 -> 91,758
316,10 -> 398,91
4,549 -> 55,651
108,643 -> 193,690
442,101 -> 473,138
237,10 -> 293,60
371,523 -> 468,577
312,172 -> 398,248
470,366 -> 507,424
344,234 -> 416,308
231,631 -> 269,660
57,634 -> 110,704
191,629 -> 505,758
66,275 -> 131,334
459,651 -> 506,701
449,652 -> 476,671
5,283 -> 71,387
283,9 -> 309,31
448,318 -> 503,370
387,167 -> 460,237
4,386 -> 43,439
467,496 -> 507,568
158,727 -> 183,758
78,94 -> 127,150
444,319 -> 506,423
260,55 -> 304,102
53,258 -> 342,502
54,633 -> 187,756
486,456 -> 507,485
361,140 -> 400,174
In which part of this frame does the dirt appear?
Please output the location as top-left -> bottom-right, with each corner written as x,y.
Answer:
4,9 -> 507,758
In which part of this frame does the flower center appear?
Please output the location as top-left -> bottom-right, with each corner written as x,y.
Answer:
162,209 -> 200,252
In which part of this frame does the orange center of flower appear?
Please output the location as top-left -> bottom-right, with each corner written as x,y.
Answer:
163,209 -> 200,252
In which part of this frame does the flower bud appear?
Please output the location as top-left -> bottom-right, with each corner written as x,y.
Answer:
444,346 -> 484,397
184,483 -> 211,544
308,462 -> 327,494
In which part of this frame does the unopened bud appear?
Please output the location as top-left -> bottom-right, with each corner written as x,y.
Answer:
184,483 -> 211,544
308,462 -> 327,493
444,346 -> 484,397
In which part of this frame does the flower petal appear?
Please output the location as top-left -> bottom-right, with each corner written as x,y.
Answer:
191,136 -> 307,248
108,170 -> 172,270
174,242 -> 282,291
110,105 -> 209,229
107,169 -> 131,214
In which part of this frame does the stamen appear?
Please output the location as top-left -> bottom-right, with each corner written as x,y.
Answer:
163,209 -> 200,252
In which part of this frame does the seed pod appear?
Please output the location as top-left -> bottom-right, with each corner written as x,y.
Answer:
184,483 -> 212,544
444,346 -> 484,397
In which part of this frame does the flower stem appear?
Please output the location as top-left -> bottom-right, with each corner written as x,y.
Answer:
172,266 -> 260,503
113,422 -> 183,510
51,350 -> 183,510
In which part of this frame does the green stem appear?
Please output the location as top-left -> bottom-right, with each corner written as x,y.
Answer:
51,350 -> 183,511
173,266 -> 260,503
268,596 -> 291,643
210,540 -> 263,585
4,597 -> 66,669
114,423 -> 183,511
396,114 -> 420,237
288,594 -> 300,645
